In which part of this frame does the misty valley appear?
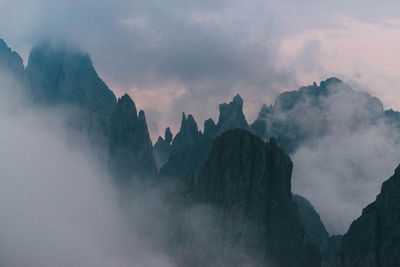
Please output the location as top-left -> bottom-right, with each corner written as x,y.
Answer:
1,38 -> 400,267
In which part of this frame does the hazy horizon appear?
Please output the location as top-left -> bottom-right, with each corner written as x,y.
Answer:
2,0 -> 400,138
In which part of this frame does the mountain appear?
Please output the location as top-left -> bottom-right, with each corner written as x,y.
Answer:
205,94 -> 249,138
25,41 -> 117,148
108,94 -> 158,184
294,194 -> 330,250
251,77 -> 384,153
334,164 -> 400,267
186,129 -> 322,266
0,39 -> 27,93
153,127 -> 173,169
159,113 -> 211,180
158,94 -> 249,180
0,38 -> 158,185
294,194 -> 342,265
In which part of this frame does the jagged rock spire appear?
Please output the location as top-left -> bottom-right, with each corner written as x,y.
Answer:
24,41 -> 117,150
108,94 -> 157,184
154,127 -> 174,169
216,94 -> 248,134
192,129 -> 321,266
0,38 -> 27,93
159,112 -> 210,180
0,39 -> 25,76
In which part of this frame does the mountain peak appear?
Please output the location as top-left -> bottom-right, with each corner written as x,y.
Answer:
0,38 -> 25,77
216,94 -> 248,134
165,127 -> 173,144
109,95 -> 157,183
180,113 -> 198,133
26,40 -> 116,107
321,77 -> 342,85
0,38 -> 8,50
232,93 -> 243,106
116,94 -> 138,119
193,129 -> 321,266
119,93 -> 134,104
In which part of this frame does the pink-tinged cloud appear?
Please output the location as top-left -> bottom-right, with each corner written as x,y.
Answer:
280,15 -> 400,109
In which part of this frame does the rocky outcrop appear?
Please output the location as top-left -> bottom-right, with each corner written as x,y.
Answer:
154,127 -> 173,169
0,39 -> 27,93
159,113 -> 211,180
250,103 -> 271,139
294,194 -> 342,265
0,39 -> 25,76
25,41 -> 116,148
158,95 -> 249,180
294,194 -> 330,249
108,94 -> 157,184
204,94 -> 249,139
251,78 -> 384,153
334,164 -> 400,267
191,129 -> 321,266
215,94 -> 249,135
203,118 -> 218,138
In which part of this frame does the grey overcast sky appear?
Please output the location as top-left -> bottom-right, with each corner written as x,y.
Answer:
1,0 -> 400,138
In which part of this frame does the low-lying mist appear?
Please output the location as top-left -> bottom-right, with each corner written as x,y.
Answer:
289,84 -> 400,234
0,83 -> 262,266
0,87 -> 178,266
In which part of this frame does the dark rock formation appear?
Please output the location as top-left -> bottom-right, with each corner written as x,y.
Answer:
250,103 -> 272,139
25,41 -> 116,147
108,94 -> 157,184
203,118 -> 218,138
294,194 -> 342,265
0,39 -> 27,93
334,164 -> 400,267
154,127 -> 173,169
159,113 -> 211,180
384,109 -> 400,135
325,235 -> 343,266
214,94 -> 249,135
204,94 -> 249,139
251,77 -> 384,153
159,95 -> 249,180
0,39 -> 25,76
294,194 -> 329,249
190,129 -> 321,266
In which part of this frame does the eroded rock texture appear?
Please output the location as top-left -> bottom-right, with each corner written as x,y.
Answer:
108,94 -> 157,184
0,39 -> 27,93
294,194 -> 342,266
334,164 -> 400,267
26,41 -> 117,148
159,95 -> 249,180
185,129 -> 322,266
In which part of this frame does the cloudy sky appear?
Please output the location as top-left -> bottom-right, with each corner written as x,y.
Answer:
1,0 -> 400,137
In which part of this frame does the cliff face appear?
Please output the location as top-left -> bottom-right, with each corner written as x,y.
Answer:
294,194 -> 330,249
0,38 -> 159,185
108,94 -> 157,184
25,41 -> 116,148
0,39 -> 25,76
0,39 -> 27,93
159,95 -> 249,180
294,194 -> 342,265
334,164 -> 400,267
191,129 -> 321,266
159,113 -> 211,180
153,127 -> 173,169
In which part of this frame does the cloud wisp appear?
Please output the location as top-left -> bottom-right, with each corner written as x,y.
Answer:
287,83 -> 400,234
